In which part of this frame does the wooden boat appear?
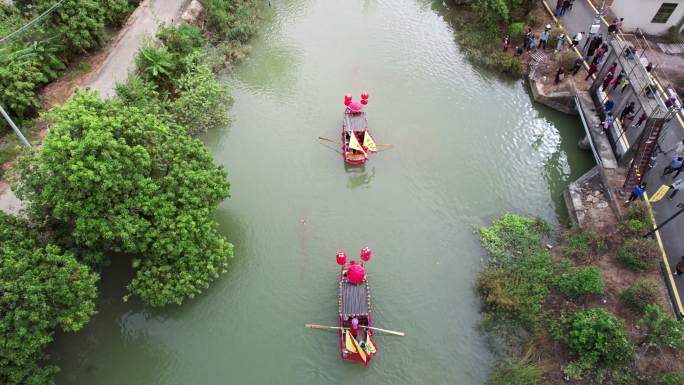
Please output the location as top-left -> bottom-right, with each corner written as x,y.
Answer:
338,261 -> 377,365
341,111 -> 377,165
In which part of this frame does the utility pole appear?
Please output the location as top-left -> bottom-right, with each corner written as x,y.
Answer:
0,106 -> 31,147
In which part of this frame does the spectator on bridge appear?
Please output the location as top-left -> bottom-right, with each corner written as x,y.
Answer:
606,62 -> 618,76
646,62 -> 653,73
602,71 -> 614,90
560,0 -> 571,15
673,138 -> 684,157
668,178 -> 684,199
622,111 -> 636,127
585,62 -> 598,80
555,34 -> 565,52
555,66 -> 565,84
619,102 -> 635,121
618,76 -> 630,93
601,112 -> 615,134
633,112 -> 648,128
611,70 -> 626,90
674,256 -> 684,277
663,155 -> 684,176
571,57 -> 583,75
585,34 -> 599,53
538,30 -> 549,49
571,32 -> 584,48
603,98 -> 615,113
628,183 -> 647,202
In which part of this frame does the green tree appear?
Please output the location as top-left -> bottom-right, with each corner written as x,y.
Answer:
0,212 -> 98,385
558,308 -> 634,378
14,90 -> 233,306
638,304 -> 684,353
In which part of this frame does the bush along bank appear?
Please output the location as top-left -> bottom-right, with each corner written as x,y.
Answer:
2,4 -> 259,385
445,0 -> 547,76
479,212 -> 684,385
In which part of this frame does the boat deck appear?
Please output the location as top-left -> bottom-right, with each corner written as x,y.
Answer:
339,279 -> 370,317
342,112 -> 367,132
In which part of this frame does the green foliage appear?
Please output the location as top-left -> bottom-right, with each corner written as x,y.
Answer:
557,266 -> 604,299
488,359 -> 542,385
14,90 -> 233,306
489,52 -> 524,75
472,0 -> 510,31
547,27 -> 564,48
136,45 -> 177,86
479,214 -> 554,329
558,308 -> 634,378
158,23 -> 205,57
204,0 -> 259,43
617,238 -> 660,272
114,75 -> 167,116
31,0 -> 106,53
526,9 -> 544,28
557,49 -> 577,72
563,228 -> 607,262
620,201 -> 654,237
508,22 -> 525,44
171,52 -> 230,135
480,213 -> 550,262
639,304 -> 684,350
620,279 -> 661,315
0,212 -> 98,385
101,0 -> 135,26
660,372 -> 684,385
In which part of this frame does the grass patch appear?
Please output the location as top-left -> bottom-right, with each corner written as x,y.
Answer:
563,228 -> 607,262
617,238 -> 660,272
63,62 -> 92,81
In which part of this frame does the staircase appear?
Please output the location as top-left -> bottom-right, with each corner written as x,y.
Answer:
624,117 -> 667,191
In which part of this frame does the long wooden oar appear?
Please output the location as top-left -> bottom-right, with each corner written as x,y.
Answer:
305,324 -> 405,337
318,136 -> 339,144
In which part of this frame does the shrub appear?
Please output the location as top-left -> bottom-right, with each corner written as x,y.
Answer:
557,49 -> 577,72
101,0 -> 135,26
489,359 -> 542,385
558,266 -> 604,299
563,228 -> 607,261
204,0 -> 259,44
135,45 -> 177,88
558,308 -> 634,378
480,213 -> 550,263
526,9 -> 545,28
114,75 -> 167,116
547,27 -> 564,48
639,304 -> 684,350
508,22 -> 526,44
618,238 -> 660,271
620,201 -> 654,237
170,52 -> 230,134
620,279 -> 661,314
490,52 -> 525,75
660,372 -> 684,385
158,23 -> 204,57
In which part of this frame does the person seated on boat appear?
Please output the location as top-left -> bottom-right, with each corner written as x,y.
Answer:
357,131 -> 365,144
351,317 -> 359,338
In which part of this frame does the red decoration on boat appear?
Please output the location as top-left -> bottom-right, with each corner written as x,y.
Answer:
360,246 -> 372,262
347,263 -> 365,284
360,99 -> 368,105
361,91 -> 368,100
349,101 -> 363,111
336,251 -> 347,266
344,94 -> 352,106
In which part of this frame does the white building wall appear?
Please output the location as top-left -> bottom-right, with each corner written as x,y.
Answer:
612,0 -> 684,35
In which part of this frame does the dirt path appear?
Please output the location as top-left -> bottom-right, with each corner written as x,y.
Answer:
0,0 -> 191,215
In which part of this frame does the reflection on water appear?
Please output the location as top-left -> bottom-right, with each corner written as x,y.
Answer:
345,164 -> 376,189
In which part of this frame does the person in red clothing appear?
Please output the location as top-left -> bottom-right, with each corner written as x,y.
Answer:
585,62 -> 598,80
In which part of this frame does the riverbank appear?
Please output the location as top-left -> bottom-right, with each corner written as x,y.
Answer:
479,212 -> 684,384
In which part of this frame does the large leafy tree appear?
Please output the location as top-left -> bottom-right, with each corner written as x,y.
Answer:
14,90 -> 233,306
0,212 -> 98,385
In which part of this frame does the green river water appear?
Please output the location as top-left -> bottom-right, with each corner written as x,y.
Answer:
51,1 -> 595,384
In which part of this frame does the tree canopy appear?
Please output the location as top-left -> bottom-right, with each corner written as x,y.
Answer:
14,90 -> 233,306
0,212 -> 98,385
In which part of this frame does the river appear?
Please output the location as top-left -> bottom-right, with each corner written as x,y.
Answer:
51,0 -> 594,384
